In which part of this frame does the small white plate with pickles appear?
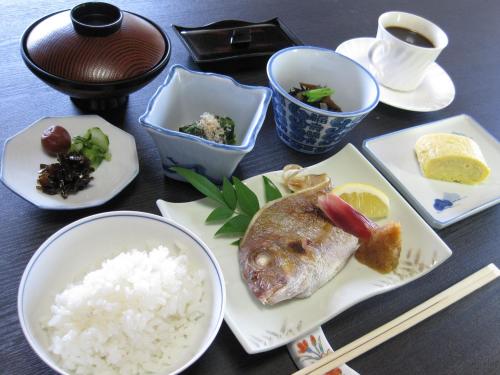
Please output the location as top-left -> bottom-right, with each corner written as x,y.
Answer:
0,115 -> 139,210
363,114 -> 500,229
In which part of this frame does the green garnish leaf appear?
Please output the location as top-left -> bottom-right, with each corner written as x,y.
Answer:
170,168 -> 261,242
206,206 -> 234,223
222,177 -> 237,210
263,176 -> 282,202
303,87 -> 334,103
232,177 -> 260,217
171,167 -> 226,207
215,214 -> 251,237
231,239 -> 241,246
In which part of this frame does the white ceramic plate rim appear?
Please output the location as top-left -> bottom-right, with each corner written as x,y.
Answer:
0,115 -> 139,210
17,210 -> 226,375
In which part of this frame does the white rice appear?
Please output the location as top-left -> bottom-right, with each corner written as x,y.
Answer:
44,245 -> 207,375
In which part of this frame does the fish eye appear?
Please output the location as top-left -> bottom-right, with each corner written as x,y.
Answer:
253,250 -> 273,268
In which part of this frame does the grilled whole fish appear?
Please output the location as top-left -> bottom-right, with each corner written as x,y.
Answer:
239,180 -> 359,305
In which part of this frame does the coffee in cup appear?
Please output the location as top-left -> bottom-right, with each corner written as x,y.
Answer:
368,11 -> 448,91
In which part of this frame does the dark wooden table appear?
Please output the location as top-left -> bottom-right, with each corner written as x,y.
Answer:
1,0 -> 499,374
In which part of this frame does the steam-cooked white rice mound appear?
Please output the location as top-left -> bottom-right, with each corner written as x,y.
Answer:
44,246 -> 207,375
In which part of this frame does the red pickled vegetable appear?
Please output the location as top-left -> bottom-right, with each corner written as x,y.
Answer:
317,192 -> 377,240
318,192 -> 403,274
41,125 -> 71,156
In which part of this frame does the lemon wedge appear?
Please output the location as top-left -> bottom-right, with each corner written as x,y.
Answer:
332,183 -> 390,220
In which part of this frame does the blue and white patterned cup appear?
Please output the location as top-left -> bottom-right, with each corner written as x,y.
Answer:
267,46 -> 380,154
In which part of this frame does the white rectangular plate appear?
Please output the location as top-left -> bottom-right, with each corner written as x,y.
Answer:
363,114 -> 500,229
157,144 -> 452,353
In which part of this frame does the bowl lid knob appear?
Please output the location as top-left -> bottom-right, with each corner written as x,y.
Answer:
70,2 -> 123,37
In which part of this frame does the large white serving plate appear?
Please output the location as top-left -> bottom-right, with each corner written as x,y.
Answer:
363,114 -> 500,229
157,143 -> 452,354
1,115 -> 139,209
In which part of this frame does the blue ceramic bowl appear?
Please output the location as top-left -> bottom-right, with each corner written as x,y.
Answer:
139,65 -> 271,182
267,46 -> 379,154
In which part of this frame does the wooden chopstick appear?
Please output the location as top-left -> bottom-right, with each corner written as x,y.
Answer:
294,263 -> 499,375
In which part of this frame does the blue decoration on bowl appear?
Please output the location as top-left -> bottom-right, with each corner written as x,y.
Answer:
139,65 -> 272,182
267,46 -> 380,154
161,157 -> 208,180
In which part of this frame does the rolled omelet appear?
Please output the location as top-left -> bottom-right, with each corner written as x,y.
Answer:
415,133 -> 490,184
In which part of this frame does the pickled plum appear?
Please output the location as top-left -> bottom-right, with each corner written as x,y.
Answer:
41,125 -> 71,155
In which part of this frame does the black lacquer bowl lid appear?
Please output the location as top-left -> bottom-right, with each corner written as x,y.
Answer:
21,2 -> 171,110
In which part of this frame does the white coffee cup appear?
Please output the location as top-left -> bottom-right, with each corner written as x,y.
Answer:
368,11 -> 448,91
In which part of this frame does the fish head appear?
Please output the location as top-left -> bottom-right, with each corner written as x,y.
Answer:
240,238 -> 306,305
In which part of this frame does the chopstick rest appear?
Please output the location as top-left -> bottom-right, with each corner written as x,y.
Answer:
287,327 -> 359,375
294,263 -> 500,375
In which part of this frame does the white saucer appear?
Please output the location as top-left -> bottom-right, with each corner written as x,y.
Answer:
336,37 -> 455,112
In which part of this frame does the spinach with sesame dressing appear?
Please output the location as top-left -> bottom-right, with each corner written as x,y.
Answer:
179,112 -> 236,145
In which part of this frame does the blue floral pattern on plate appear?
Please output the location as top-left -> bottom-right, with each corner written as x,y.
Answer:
434,192 -> 463,212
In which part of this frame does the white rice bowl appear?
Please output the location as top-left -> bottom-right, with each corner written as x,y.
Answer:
18,211 -> 225,375
46,246 -> 207,374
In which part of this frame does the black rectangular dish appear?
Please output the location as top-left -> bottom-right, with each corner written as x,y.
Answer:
173,18 -> 302,70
